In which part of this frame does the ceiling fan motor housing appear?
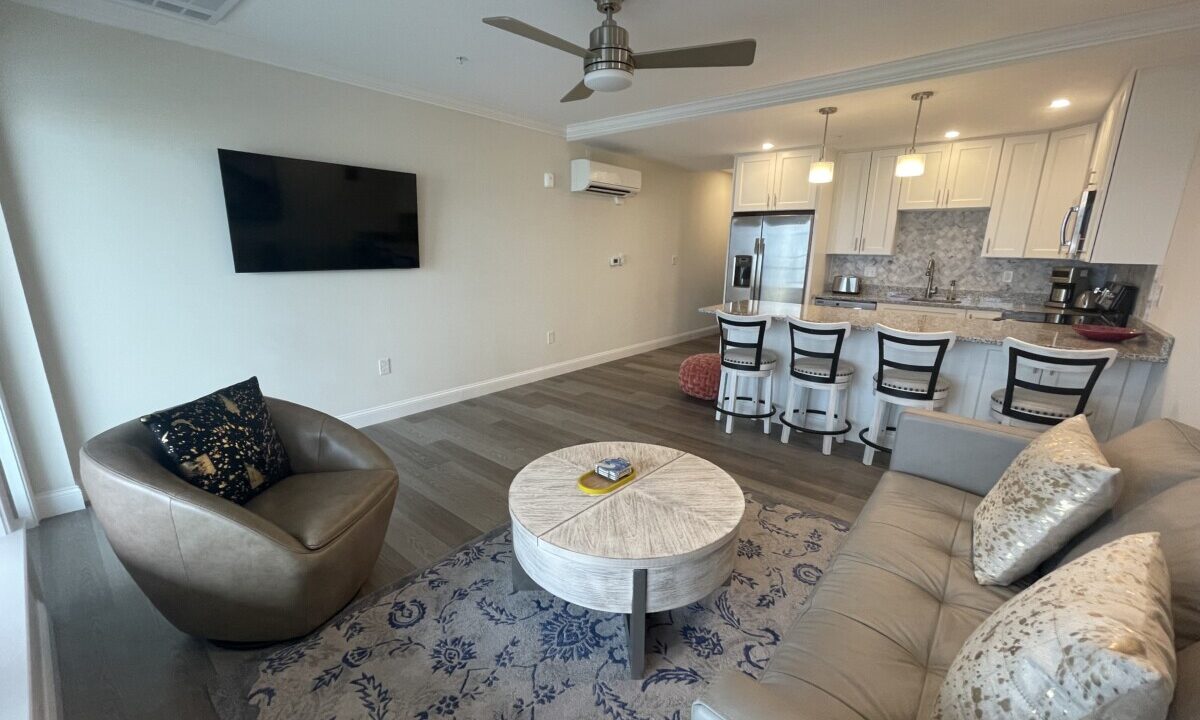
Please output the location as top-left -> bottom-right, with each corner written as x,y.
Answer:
585,21 -> 634,91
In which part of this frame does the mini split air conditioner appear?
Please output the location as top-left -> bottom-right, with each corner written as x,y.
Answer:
570,159 -> 642,198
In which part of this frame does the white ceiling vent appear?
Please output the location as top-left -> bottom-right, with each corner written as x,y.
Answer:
108,0 -> 245,24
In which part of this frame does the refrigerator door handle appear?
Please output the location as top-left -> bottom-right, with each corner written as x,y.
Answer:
752,237 -> 764,301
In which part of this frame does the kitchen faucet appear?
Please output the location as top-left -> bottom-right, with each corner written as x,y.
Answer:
923,257 -> 938,299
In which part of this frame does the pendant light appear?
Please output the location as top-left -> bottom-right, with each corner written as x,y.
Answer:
895,91 -> 934,178
808,106 -> 837,184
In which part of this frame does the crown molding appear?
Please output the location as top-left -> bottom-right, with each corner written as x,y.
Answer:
565,1 -> 1200,141
10,0 -> 565,137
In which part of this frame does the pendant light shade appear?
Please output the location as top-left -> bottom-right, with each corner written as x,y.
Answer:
894,153 -> 926,178
896,91 -> 933,178
808,106 -> 837,184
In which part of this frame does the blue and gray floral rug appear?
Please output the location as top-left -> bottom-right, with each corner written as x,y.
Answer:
212,495 -> 849,720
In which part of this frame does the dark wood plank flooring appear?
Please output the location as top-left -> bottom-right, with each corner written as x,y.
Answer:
28,337 -> 884,719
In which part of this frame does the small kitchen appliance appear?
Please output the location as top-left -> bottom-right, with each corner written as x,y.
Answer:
831,275 -> 861,295
1045,266 -> 1089,309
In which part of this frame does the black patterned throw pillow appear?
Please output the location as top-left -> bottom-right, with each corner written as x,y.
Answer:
140,377 -> 292,504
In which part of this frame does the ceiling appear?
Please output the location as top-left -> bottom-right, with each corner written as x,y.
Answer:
13,0 -> 1200,168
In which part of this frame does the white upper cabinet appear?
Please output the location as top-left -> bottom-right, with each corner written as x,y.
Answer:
1025,124 -> 1096,259
983,133 -> 1049,258
898,143 -> 950,209
1087,62 -> 1200,265
827,151 -> 872,254
859,149 -> 904,255
732,152 -> 777,212
732,148 -> 821,212
774,149 -> 820,210
944,138 -> 1003,208
899,140 -> 1002,210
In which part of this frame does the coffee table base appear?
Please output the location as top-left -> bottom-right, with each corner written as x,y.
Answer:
513,559 -> 651,679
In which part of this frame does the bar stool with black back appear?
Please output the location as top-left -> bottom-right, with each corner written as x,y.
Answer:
779,319 -> 854,455
861,323 -> 957,465
714,311 -> 777,435
989,337 -> 1118,428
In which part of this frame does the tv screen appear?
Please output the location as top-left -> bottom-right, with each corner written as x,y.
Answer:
217,149 -> 419,272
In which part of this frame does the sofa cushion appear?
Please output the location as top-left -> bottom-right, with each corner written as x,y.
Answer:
972,415 -> 1119,585
757,471 -> 1016,720
1059,476 -> 1200,647
1104,418 -> 1200,517
935,533 -> 1175,720
245,469 -> 397,550
1170,642 -> 1200,720
140,376 -> 292,504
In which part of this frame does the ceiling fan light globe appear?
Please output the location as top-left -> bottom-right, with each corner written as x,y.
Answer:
584,68 -> 634,92
895,153 -> 927,178
808,161 -> 835,184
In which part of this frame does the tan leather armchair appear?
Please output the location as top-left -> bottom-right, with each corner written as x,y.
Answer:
79,397 -> 398,643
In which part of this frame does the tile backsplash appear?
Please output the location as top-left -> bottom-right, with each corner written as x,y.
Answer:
825,209 -> 1156,309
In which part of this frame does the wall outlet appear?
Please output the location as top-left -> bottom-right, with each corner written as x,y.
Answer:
1001,270 -> 1014,283
671,255 -> 679,266
863,266 -> 877,278
609,254 -> 625,267
378,358 -> 392,376
546,330 -> 556,345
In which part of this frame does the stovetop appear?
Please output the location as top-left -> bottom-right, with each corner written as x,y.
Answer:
1000,310 -> 1129,327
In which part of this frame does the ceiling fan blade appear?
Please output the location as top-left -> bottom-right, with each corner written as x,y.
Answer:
633,39 -> 757,69
482,17 -> 592,59
560,80 -> 594,103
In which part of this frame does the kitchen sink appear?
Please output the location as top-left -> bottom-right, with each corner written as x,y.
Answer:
901,296 -> 962,304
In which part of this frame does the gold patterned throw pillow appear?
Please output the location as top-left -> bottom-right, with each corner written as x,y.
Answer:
972,414 -> 1120,585
934,533 -> 1175,720
140,376 -> 292,504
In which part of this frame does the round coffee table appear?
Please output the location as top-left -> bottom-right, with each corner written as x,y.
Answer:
508,442 -> 744,679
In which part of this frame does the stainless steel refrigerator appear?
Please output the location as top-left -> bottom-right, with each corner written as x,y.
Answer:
723,213 -> 813,304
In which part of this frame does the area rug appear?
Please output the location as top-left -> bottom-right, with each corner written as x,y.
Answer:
212,494 -> 850,720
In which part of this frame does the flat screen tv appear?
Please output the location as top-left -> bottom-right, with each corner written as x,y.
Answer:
217,149 -> 419,272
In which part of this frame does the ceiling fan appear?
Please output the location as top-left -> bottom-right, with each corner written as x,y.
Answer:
482,0 -> 757,103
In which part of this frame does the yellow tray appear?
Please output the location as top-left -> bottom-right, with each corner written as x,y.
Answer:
577,469 -> 638,495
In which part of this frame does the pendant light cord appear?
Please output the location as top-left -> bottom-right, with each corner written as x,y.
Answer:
908,91 -> 933,153
820,112 -> 830,162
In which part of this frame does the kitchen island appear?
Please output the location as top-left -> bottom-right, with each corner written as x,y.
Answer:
699,300 -> 1172,443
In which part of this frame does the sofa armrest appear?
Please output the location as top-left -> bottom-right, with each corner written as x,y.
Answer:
693,674 -> 813,720
889,410 -> 1039,496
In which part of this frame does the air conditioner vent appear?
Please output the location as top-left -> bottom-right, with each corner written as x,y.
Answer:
106,0 -> 245,24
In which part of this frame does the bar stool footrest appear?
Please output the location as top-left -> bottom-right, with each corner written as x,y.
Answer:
779,409 -> 852,437
858,425 -> 898,454
714,396 -> 777,420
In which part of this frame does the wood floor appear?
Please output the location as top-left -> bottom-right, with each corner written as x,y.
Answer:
28,337 -> 884,720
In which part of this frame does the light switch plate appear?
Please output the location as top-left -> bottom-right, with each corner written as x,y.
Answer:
543,173 -> 555,188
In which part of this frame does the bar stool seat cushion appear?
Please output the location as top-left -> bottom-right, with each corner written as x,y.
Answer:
874,369 -> 950,397
724,348 -> 778,369
679,353 -> 722,401
792,358 -> 856,380
988,387 -> 1080,420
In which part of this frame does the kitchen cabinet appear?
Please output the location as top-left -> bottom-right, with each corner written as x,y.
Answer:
966,309 -> 1003,321
897,143 -> 950,209
876,303 -> 965,319
982,133 -> 1049,258
732,147 -> 820,212
898,139 -> 1003,210
826,149 -> 903,255
1087,62 -> 1200,265
1024,124 -> 1096,259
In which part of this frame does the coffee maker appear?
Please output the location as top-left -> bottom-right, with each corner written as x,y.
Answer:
1046,266 -> 1089,309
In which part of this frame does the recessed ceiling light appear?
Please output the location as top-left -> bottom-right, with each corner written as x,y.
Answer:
1049,98 -> 1071,109
944,130 -> 960,139
761,142 -> 775,151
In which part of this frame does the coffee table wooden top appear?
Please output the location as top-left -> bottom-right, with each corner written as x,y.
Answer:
508,442 -> 744,568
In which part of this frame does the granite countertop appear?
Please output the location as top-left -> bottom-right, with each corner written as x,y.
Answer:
699,300 -> 1174,363
813,286 -> 1048,313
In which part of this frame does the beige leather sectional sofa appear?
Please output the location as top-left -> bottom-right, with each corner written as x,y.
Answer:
694,411 -> 1200,719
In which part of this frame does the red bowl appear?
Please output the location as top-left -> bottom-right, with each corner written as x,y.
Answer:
1073,324 -> 1144,342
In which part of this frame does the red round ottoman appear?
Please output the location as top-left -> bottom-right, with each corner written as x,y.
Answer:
679,353 -> 721,401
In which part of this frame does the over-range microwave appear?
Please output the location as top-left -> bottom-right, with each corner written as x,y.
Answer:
1061,186 -> 1098,258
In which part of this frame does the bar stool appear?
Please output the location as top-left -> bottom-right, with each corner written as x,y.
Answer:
714,312 -> 777,435
990,337 -> 1117,428
861,324 -> 957,465
779,320 -> 854,455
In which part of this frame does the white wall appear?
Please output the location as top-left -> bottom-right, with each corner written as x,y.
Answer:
0,3 -> 730,503
1145,145 -> 1200,428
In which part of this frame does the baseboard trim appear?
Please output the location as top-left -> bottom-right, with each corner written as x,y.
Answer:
339,327 -> 717,428
33,487 -> 86,519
